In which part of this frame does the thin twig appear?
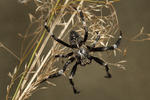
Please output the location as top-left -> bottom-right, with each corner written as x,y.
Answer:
0,42 -> 20,61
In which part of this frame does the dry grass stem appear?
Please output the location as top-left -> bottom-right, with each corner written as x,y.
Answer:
131,27 -> 150,41
0,42 -> 20,61
5,0 -> 128,100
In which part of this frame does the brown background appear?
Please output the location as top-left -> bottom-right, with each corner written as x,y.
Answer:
0,0 -> 150,100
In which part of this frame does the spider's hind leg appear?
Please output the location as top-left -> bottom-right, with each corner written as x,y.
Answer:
89,56 -> 111,78
69,62 -> 80,94
40,57 -> 75,84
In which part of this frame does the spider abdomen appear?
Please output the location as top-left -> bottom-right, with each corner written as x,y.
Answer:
74,46 -> 91,66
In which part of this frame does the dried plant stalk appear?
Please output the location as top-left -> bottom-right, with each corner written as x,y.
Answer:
131,27 -> 150,41
6,0 -> 126,100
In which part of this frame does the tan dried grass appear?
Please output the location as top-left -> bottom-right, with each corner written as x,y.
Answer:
5,0 -> 130,100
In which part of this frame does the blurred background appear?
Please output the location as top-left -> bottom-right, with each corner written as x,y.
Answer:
0,0 -> 150,100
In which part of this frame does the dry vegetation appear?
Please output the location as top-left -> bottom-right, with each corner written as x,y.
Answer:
3,0 -> 149,100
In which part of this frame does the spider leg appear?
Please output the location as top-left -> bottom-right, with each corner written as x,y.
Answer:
87,31 -> 122,52
44,22 -> 72,48
55,52 -> 73,58
80,11 -> 88,43
40,57 -> 75,83
89,56 -> 111,78
62,57 -> 75,72
40,72 -> 61,83
91,31 -> 101,47
69,62 -> 80,94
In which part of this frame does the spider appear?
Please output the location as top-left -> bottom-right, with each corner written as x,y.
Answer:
43,10 -> 122,94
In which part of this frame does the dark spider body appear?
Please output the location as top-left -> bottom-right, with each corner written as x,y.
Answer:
70,31 -> 91,66
74,45 -> 91,66
43,10 -> 122,94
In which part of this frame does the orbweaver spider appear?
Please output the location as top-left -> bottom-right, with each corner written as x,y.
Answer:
43,10 -> 122,94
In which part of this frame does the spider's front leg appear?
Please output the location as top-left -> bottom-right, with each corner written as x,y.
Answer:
44,22 -> 72,48
69,62 -> 80,94
79,11 -> 88,43
87,31 -> 122,52
89,56 -> 111,78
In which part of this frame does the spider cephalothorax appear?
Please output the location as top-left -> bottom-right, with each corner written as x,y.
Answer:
69,30 -> 90,65
74,45 -> 91,66
43,10 -> 122,94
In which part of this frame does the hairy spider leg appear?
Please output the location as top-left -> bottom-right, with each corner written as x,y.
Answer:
62,57 -> 75,72
44,22 -> 72,48
40,57 -> 75,84
89,56 -> 111,78
69,62 -> 80,94
49,57 -> 75,78
80,11 -> 88,43
55,52 -> 73,58
87,31 -> 122,52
